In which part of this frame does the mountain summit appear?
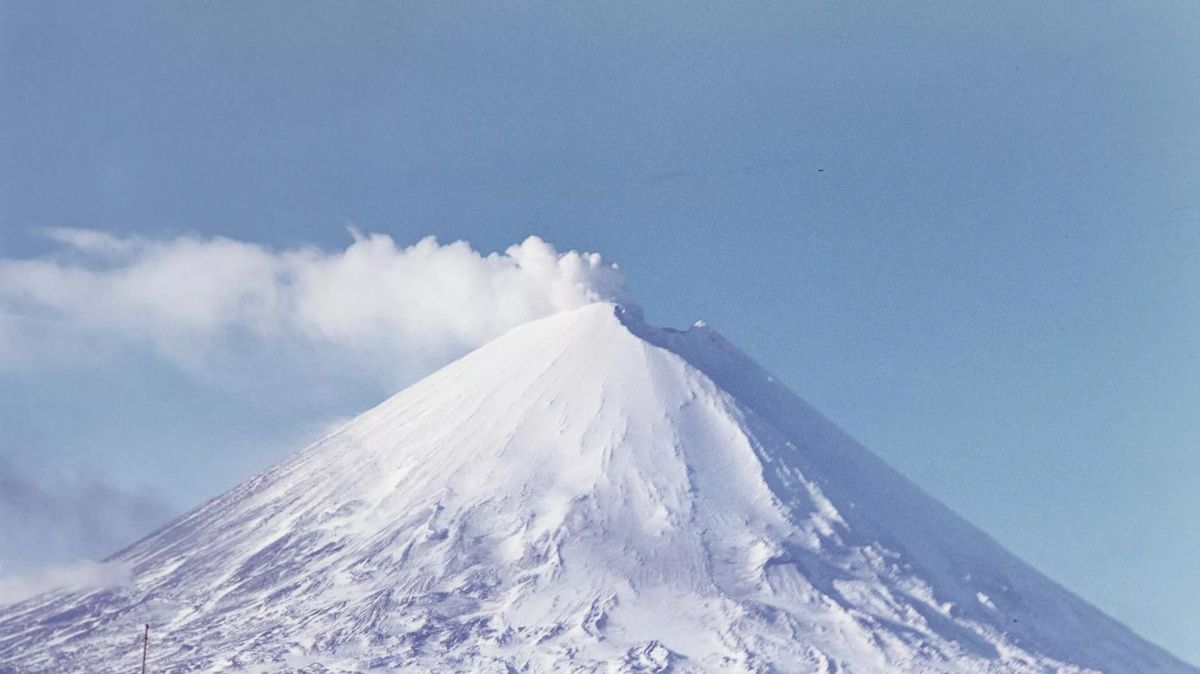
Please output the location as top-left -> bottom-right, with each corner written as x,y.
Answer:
0,303 -> 1192,673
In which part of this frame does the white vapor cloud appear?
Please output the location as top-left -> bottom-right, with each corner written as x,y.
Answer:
0,560 -> 132,606
0,230 -> 632,380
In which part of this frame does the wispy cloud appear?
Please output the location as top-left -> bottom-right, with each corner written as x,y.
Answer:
0,230 -> 632,381
0,560 -> 132,606
0,458 -> 170,569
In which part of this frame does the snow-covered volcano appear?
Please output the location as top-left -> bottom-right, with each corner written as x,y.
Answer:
0,303 -> 1192,673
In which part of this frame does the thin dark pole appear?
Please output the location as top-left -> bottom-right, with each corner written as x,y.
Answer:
140,623 -> 149,674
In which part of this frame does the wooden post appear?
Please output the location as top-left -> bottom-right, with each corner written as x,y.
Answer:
141,623 -> 149,674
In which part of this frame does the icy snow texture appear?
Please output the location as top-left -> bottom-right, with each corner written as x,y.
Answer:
0,303 -> 1193,673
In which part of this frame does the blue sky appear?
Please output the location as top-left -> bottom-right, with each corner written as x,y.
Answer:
1,1 -> 1198,664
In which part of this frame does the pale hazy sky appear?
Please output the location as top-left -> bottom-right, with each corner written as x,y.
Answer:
1,1 -> 1197,664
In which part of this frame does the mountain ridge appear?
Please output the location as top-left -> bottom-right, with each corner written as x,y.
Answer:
0,302 -> 1193,673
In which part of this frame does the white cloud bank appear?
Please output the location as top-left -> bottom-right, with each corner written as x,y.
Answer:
0,229 -> 632,380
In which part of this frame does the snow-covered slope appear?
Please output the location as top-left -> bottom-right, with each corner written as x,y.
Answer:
0,303 -> 1192,673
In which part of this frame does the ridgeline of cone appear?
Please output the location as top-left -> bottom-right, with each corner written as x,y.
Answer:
1,303 -> 1193,673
